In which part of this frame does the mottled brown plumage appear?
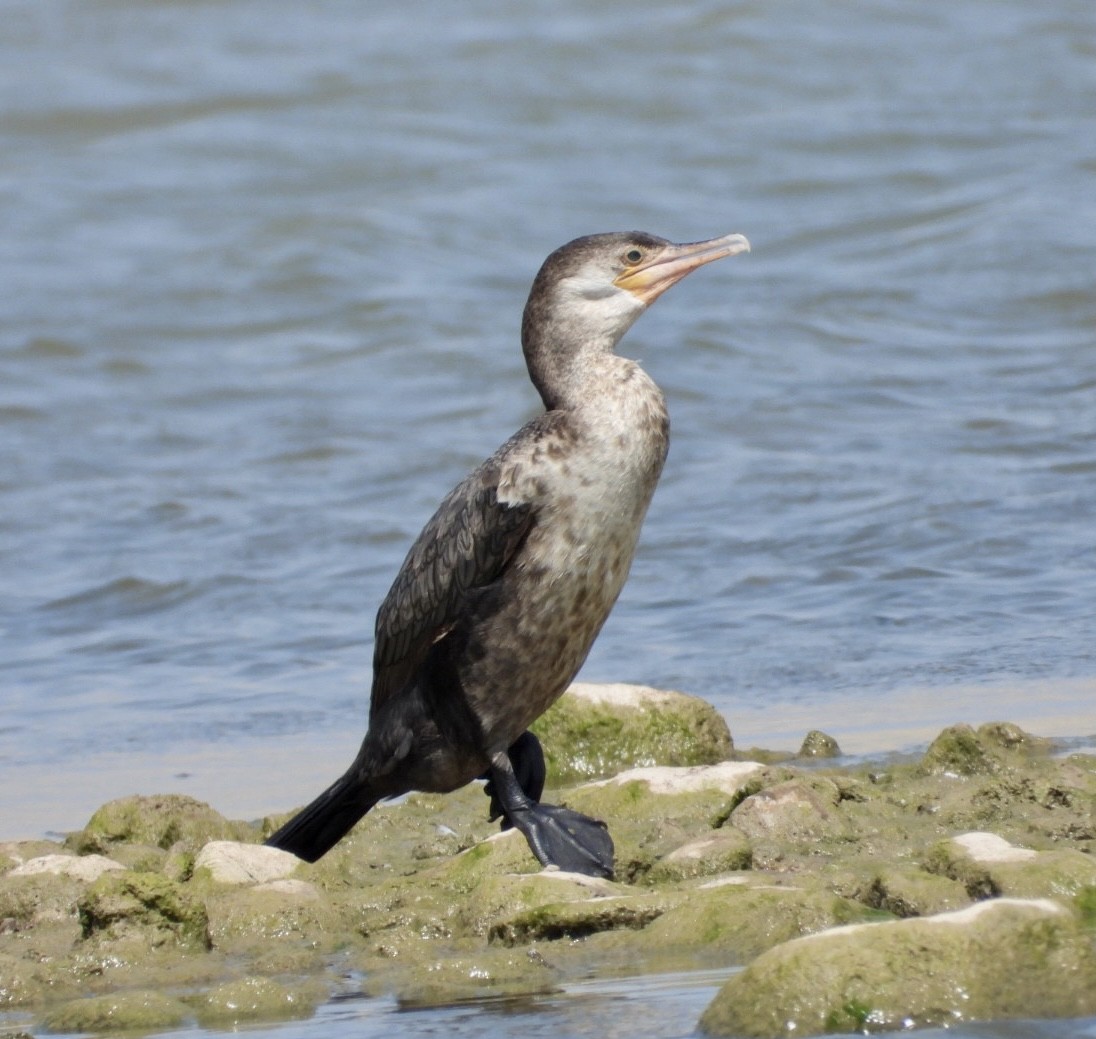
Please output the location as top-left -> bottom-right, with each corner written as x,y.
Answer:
267,230 -> 749,875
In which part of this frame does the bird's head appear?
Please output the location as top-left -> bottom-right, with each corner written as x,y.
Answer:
521,230 -> 750,406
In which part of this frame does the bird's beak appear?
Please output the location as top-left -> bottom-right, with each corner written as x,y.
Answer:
614,233 -> 751,305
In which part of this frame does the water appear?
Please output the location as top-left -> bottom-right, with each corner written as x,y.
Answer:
2,0 -> 1096,1033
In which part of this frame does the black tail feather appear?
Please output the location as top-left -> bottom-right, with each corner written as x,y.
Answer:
265,770 -> 380,863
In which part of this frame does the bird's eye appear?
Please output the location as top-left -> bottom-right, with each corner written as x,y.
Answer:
624,248 -> 644,264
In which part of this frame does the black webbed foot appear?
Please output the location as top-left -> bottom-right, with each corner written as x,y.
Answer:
486,738 -> 614,879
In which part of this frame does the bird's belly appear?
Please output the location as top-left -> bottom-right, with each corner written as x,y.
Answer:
459,501 -> 645,752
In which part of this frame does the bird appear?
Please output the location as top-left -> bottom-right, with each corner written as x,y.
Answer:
266,230 -> 750,878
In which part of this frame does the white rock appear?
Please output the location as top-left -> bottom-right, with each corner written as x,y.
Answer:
10,853 -> 125,882
195,841 -> 301,884
952,831 -> 1038,863
568,682 -> 695,708
587,761 -> 763,795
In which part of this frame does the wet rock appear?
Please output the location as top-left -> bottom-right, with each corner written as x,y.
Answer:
195,975 -> 325,1027
648,829 -> 753,883
40,989 -> 189,1033
632,880 -> 877,964
78,870 -> 210,949
488,893 -> 665,946
856,866 -> 968,918
530,683 -> 733,781
204,882 -> 338,957
919,723 -> 996,776
391,946 -> 560,1006
797,730 -> 841,758
194,840 -> 301,884
459,869 -> 623,937
731,777 -> 850,845
699,898 -> 1096,1037
568,763 -> 768,881
10,853 -> 124,883
918,721 -> 1048,779
924,830 -> 1096,900
66,793 -> 252,855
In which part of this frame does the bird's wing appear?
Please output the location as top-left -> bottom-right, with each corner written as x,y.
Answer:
369,462 -> 534,717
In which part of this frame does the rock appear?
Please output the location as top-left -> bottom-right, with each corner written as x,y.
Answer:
918,721 -> 1048,779
924,830 -> 1096,900
856,866 -> 968,918
66,794 -> 251,854
203,882 -> 339,957
634,881 -> 876,964
78,870 -> 210,950
488,893 -> 665,946
194,841 -> 301,885
919,723 -> 997,776
530,683 -> 733,781
699,898 -> 1096,1037
731,777 -> 850,844
196,976 -> 324,1027
797,730 -> 841,758
40,989 -> 189,1033
648,830 -> 753,883
10,854 -> 124,883
586,761 -> 764,795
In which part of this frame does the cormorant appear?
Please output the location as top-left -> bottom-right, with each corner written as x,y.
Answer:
266,230 -> 750,877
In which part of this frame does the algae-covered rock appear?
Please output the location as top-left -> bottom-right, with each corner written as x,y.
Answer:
918,721 -> 1048,779
857,866 -> 969,918
530,683 -> 733,781
635,881 -> 879,964
78,870 -> 210,949
648,830 -> 753,883
391,946 -> 560,1006
567,763 -> 767,880
924,830 -> 1096,901
797,730 -> 841,759
459,869 -> 621,937
203,881 -> 339,957
41,989 -> 189,1033
66,793 -> 252,854
489,893 -> 666,946
698,898 -> 1096,1037
195,975 -> 324,1027
731,777 -> 850,845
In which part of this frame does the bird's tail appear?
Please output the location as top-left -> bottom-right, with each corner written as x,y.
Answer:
265,769 -> 381,863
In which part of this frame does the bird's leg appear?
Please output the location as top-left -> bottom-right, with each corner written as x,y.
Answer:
483,730 -> 545,827
486,739 -> 614,879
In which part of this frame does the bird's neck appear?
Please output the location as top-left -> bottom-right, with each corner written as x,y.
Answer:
522,312 -> 644,412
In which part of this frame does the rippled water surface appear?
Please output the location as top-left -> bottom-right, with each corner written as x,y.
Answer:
3,0 -> 1096,1031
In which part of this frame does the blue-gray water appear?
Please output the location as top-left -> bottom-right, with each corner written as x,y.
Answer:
3,0 -> 1096,1035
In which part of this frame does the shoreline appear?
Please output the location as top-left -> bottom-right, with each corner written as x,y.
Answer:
5,675 -> 1095,843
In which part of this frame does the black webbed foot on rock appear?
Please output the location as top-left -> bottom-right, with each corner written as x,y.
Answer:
487,740 -> 614,879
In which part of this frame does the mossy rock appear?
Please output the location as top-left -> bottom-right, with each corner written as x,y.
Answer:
40,989 -> 189,1033
699,898 -> 1096,1037
194,975 -> 325,1027
78,870 -> 210,949
856,866 -> 969,918
634,881 -> 883,964
203,882 -> 341,957
67,794 -> 252,854
488,893 -> 666,946
390,946 -> 561,1006
647,829 -> 753,883
531,683 -> 733,781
